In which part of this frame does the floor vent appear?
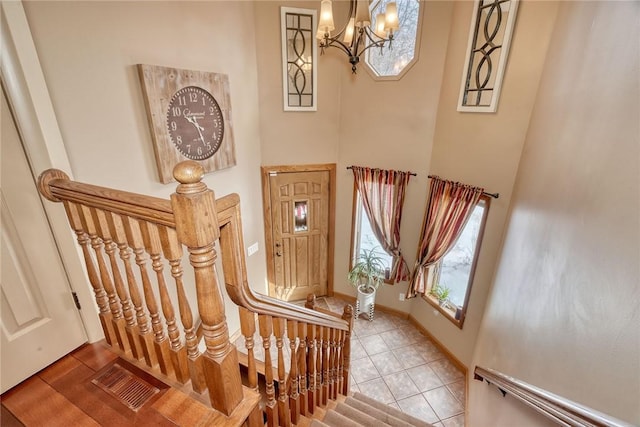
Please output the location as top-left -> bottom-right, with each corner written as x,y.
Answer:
91,363 -> 160,411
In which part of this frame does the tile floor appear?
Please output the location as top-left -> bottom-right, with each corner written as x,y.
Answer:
321,296 -> 466,427
235,296 -> 466,427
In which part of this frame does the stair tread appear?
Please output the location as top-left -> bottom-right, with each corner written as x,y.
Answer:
322,410 -> 363,427
335,402 -> 386,426
352,392 -> 433,427
344,396 -> 417,427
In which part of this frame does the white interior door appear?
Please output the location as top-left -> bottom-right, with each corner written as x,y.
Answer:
1,88 -> 87,393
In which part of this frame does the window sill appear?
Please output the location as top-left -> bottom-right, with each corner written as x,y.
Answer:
421,293 -> 465,329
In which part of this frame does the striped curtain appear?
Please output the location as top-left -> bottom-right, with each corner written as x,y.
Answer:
351,166 -> 412,283
407,177 -> 484,298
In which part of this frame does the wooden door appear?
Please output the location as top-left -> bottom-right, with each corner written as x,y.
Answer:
262,165 -> 335,301
1,89 -> 87,393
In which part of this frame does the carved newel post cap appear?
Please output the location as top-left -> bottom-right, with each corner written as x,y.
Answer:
173,161 -> 204,184
305,294 -> 316,309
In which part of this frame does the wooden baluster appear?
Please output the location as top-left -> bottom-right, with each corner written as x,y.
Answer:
321,326 -> 330,406
79,205 -> 126,349
330,328 -> 338,400
123,216 -> 158,368
239,307 -> 258,393
336,329 -> 344,397
273,317 -> 291,427
287,319 -> 299,425
108,212 -> 148,361
315,325 -> 323,408
138,221 -> 176,378
93,209 -> 133,355
63,202 -> 115,345
159,226 -> 202,387
171,161 -> 242,415
342,304 -> 354,395
327,328 -> 335,401
259,315 -> 278,427
297,322 -> 308,417
306,322 -> 316,414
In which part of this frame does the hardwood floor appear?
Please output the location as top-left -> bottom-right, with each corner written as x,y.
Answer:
1,342 -> 219,426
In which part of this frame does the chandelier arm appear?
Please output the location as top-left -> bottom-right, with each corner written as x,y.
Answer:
353,28 -> 389,57
354,39 -> 388,58
323,38 -> 356,57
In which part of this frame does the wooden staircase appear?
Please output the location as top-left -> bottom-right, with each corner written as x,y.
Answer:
37,161 -> 354,426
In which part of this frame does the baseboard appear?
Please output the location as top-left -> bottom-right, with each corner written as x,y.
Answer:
407,314 -> 467,375
331,291 -> 410,319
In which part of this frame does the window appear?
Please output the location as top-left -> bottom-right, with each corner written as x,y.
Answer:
351,192 -> 393,281
365,0 -> 422,80
457,0 -> 520,112
423,196 -> 490,328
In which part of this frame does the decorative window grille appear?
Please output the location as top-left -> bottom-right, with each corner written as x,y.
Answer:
457,0 -> 519,112
281,7 -> 317,111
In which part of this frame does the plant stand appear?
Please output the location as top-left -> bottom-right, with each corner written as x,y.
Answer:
355,285 -> 376,322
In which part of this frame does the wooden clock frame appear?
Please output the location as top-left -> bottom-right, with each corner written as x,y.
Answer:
138,64 -> 237,183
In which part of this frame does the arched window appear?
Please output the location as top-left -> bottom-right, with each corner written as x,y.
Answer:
365,0 -> 422,80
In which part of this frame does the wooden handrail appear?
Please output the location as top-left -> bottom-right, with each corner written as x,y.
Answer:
474,366 -> 634,427
38,167 -> 349,332
214,189 -> 349,332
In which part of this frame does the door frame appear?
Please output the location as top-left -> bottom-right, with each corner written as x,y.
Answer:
1,2 -> 101,341
261,164 -> 337,298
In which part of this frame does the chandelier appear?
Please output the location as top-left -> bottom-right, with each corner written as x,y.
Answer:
317,0 -> 400,74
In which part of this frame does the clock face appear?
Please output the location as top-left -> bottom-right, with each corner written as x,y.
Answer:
166,86 -> 224,160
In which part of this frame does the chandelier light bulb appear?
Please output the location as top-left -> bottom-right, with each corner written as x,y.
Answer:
319,0 -> 335,34
384,2 -> 399,32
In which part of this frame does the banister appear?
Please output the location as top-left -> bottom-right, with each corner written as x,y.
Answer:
214,188 -> 349,332
474,366 -> 634,427
38,168 -> 349,332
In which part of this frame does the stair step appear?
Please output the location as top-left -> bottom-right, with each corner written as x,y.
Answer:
334,402 -> 385,426
352,392 -> 433,427
344,396 -> 415,427
322,409 -> 363,427
312,392 -> 435,427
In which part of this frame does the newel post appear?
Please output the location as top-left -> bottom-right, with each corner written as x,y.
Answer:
171,161 -> 243,415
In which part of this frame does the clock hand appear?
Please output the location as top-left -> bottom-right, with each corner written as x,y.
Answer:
186,115 -> 206,144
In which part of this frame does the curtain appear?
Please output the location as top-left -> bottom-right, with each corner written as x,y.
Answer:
351,166 -> 412,283
407,176 -> 484,298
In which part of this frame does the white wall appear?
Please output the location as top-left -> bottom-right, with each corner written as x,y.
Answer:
22,1 -> 267,336
470,1 -> 640,425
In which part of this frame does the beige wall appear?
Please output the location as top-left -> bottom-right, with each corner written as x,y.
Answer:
23,1 -> 267,336
470,1 -> 640,425
409,1 -> 559,366
255,1 -> 560,369
255,1 -> 343,166
335,0 -> 453,313
255,0 -> 454,314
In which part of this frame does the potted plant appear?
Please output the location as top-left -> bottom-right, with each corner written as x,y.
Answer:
348,248 -> 386,321
429,284 -> 451,307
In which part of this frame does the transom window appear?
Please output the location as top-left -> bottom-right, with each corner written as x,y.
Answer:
365,0 -> 422,79
424,196 -> 490,328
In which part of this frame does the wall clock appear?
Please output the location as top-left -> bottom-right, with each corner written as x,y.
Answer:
138,64 -> 236,183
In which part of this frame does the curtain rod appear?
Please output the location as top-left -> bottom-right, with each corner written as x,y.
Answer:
428,174 -> 499,199
346,165 -> 417,176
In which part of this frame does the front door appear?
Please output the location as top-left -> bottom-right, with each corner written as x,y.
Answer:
262,165 -> 335,301
1,88 -> 87,393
